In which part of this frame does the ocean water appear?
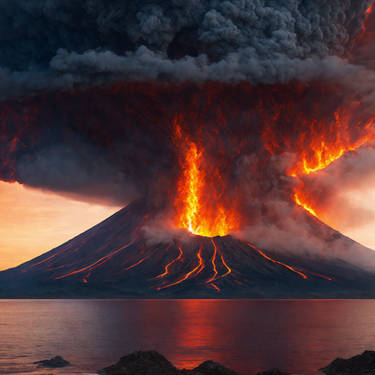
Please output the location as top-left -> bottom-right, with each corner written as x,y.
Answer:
0,299 -> 375,375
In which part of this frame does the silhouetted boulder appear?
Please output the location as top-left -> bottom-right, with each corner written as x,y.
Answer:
183,360 -> 239,375
256,370 -> 289,375
33,355 -> 70,368
98,350 -> 180,375
320,350 -> 375,375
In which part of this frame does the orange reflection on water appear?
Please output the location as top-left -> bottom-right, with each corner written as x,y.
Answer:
164,299 -> 264,371
169,299 -> 226,370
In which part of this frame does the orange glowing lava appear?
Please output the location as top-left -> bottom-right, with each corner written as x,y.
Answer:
125,253 -> 152,270
220,254 -> 232,278
154,246 -> 183,279
303,270 -> 333,281
248,243 -> 308,279
157,246 -> 204,290
288,129 -> 374,178
55,241 -> 133,279
289,116 -> 375,217
294,192 -> 318,217
206,238 -> 219,284
205,239 -> 232,290
173,122 -> 239,237
263,107 -> 375,219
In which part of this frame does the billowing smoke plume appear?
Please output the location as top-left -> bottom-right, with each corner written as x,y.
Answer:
1,0 -> 375,265
0,0 -> 371,99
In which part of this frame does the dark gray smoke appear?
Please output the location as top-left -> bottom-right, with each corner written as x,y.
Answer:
0,0 -> 371,99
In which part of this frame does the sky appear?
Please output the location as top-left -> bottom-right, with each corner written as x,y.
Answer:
0,181 -> 119,271
0,179 -> 374,271
342,189 -> 375,251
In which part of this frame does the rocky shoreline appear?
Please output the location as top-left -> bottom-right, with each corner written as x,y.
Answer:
35,350 -> 375,375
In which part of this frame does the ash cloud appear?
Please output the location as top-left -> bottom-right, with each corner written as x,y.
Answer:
0,0 -> 371,99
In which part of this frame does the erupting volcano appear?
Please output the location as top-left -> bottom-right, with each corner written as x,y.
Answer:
2,0 -> 375,297
1,195 -> 375,298
1,83 -> 375,297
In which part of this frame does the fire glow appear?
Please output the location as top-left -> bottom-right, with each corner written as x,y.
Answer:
171,102 -> 375,237
284,111 -> 375,218
173,122 -> 239,237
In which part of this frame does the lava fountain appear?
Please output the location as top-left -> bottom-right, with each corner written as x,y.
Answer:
173,120 -> 240,237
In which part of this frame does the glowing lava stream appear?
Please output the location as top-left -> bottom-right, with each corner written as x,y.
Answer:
302,270 -> 333,281
205,239 -> 232,291
248,243 -> 333,281
55,241 -> 134,280
157,247 -> 204,290
206,238 -> 219,284
156,239 -> 232,292
154,246 -> 183,279
220,254 -> 232,278
125,253 -> 153,271
248,243 -> 308,279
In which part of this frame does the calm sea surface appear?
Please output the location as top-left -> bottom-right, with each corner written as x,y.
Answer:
0,299 -> 375,375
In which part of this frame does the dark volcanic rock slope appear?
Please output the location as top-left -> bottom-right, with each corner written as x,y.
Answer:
1,202 -> 375,298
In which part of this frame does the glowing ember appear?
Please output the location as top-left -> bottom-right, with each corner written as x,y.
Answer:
173,121 -> 239,237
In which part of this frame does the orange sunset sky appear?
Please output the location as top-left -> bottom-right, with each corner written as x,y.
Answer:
0,180 -> 375,271
0,181 -> 119,271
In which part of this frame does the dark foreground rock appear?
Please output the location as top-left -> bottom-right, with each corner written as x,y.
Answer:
320,350 -> 375,375
182,360 -> 239,375
256,370 -> 289,375
33,355 -> 70,368
98,351 -> 289,375
98,351 -> 180,375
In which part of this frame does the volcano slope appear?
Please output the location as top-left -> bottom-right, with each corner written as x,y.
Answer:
1,201 -> 375,298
